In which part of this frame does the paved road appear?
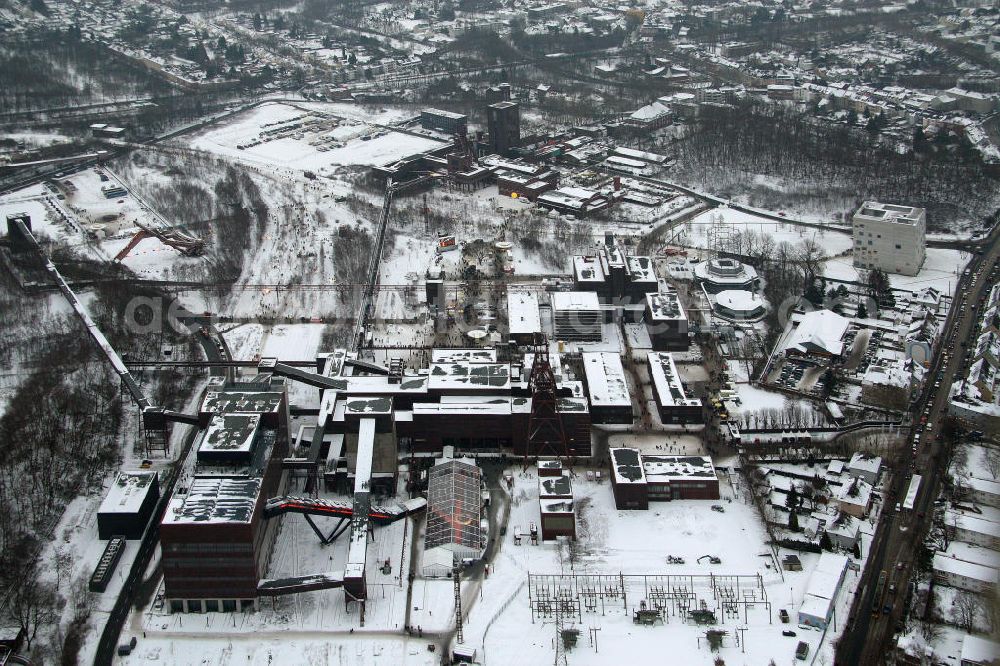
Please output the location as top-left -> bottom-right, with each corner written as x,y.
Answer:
837,223 -> 1000,665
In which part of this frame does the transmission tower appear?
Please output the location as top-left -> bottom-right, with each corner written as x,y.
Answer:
524,334 -> 571,468
554,595 -> 568,666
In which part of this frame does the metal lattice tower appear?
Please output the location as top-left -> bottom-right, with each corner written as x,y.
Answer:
706,210 -> 737,258
524,334 -> 571,467
554,596 -> 568,666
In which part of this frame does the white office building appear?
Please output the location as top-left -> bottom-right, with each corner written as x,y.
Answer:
852,202 -> 926,277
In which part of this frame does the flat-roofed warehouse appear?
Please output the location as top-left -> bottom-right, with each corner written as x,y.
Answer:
97,471 -> 160,539
582,352 -> 633,424
648,352 -> 704,424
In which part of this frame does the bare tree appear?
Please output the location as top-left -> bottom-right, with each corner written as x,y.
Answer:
918,619 -> 942,642
6,563 -> 58,650
985,447 -> 1000,481
796,236 -> 828,283
952,591 -> 982,633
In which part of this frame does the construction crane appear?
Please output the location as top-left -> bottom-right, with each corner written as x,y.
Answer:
113,220 -> 204,262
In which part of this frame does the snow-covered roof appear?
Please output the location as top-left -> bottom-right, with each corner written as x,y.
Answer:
99,471 -> 158,515
945,510 -> 999,538
431,348 -> 496,363
714,289 -> 765,314
968,475 -> 1000,499
642,455 -> 717,482
783,309 -> 849,357
552,290 -> 601,312
646,291 -> 687,321
626,255 -> 657,283
539,473 -> 573,498
199,413 -> 261,457
805,552 -> 849,601
428,362 -> 511,391
648,352 -> 701,408
835,478 -> 873,508
933,552 -> 1000,584
508,287 -> 541,336
610,447 -> 646,485
961,635 -> 1000,666
583,352 -> 630,407
540,498 -> 575,514
164,477 -> 261,524
612,146 -> 668,164
574,255 -> 606,283
848,452 -> 882,476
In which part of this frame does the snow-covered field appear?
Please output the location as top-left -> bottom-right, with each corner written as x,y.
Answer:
823,246 -> 969,296
681,206 -> 854,256
187,101 -> 447,173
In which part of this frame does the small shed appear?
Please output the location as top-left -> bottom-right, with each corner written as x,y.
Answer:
421,547 -> 455,578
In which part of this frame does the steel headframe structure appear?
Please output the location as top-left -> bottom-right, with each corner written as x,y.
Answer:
524,333 -> 571,467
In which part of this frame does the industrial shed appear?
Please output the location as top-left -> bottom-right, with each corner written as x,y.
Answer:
97,471 -> 160,540
423,459 -> 483,571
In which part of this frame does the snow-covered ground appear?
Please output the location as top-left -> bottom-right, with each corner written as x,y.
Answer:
186,101 -> 447,174
119,464 -> 859,666
680,206 -> 854,256
824,246 -> 969,296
